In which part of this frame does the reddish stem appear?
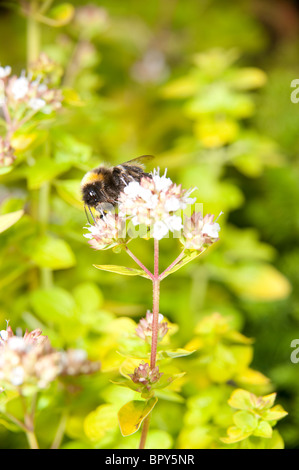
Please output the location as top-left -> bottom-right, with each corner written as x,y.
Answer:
139,415 -> 151,449
150,239 -> 160,369
125,246 -> 154,280
159,250 -> 185,280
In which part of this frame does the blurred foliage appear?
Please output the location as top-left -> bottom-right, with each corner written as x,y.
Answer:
0,0 -> 298,448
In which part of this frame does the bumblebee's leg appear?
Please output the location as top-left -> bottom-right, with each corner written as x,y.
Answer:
88,205 -> 97,224
84,205 -> 92,224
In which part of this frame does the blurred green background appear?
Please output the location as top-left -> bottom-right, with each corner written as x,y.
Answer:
0,0 -> 299,449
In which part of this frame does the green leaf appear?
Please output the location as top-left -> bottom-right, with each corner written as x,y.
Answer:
0,209 -> 24,233
84,404 -> 118,441
23,235 -> 76,270
118,397 -> 158,436
253,420 -> 273,438
54,180 -> 83,209
93,264 -> 151,279
30,287 -> 77,323
47,3 -> 75,26
262,405 -> 288,422
233,410 -> 258,433
152,372 -> 186,390
26,157 -> 71,190
228,389 -> 253,411
159,348 -> 196,359
220,426 -> 251,444
73,282 -> 104,313
0,417 -> 22,432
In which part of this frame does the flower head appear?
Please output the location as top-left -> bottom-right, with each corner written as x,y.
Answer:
0,66 -> 11,79
118,168 -> 196,240
0,325 -> 100,390
83,213 -> 125,250
181,212 -> 221,251
136,311 -> 169,342
4,69 -> 62,111
129,361 -> 163,391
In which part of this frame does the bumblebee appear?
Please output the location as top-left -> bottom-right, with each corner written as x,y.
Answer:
81,155 -> 154,221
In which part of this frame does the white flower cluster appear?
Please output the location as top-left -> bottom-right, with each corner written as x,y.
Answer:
4,70 -> 62,113
83,213 -> 125,250
0,61 -> 63,167
181,212 -> 221,251
0,326 -> 100,390
118,169 -> 196,240
83,168 -> 221,250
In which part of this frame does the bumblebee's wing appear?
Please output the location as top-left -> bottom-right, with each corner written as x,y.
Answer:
121,155 -> 155,168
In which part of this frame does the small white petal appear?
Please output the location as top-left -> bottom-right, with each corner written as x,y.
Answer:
8,336 -> 26,352
153,174 -> 173,192
165,214 -> 183,232
0,66 -> 11,78
124,181 -> 141,197
29,97 -> 46,110
11,77 -> 29,100
0,330 -> 8,341
202,222 -> 220,238
152,221 -> 169,240
10,366 -> 25,386
164,196 -> 181,212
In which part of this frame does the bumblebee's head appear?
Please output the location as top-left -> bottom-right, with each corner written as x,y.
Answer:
82,183 -> 104,207
81,170 -> 106,207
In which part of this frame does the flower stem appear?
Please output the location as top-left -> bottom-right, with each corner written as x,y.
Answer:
159,250 -> 185,280
27,1 -> 40,66
25,428 -> 39,449
20,390 -> 39,449
139,415 -> 151,450
125,246 -> 154,280
150,239 -> 160,369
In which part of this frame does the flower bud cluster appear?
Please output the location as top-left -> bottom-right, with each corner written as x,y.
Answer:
0,326 -> 100,390
181,212 -> 221,251
0,58 -> 63,167
129,361 -> 163,391
135,311 -> 168,342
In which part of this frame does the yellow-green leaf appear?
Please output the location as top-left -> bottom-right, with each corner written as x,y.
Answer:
0,209 -> 24,233
228,389 -> 253,411
262,405 -> 288,422
253,420 -> 273,438
47,3 -> 75,26
93,264 -> 151,279
23,235 -> 76,270
220,425 -> 251,444
54,180 -> 83,209
118,397 -> 158,436
84,404 -> 118,441
233,410 -> 257,433
159,348 -> 196,359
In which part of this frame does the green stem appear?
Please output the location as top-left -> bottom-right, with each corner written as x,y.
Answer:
38,181 -> 53,288
51,411 -> 67,449
26,429 -> 39,449
19,390 -> 39,449
27,1 -> 40,66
